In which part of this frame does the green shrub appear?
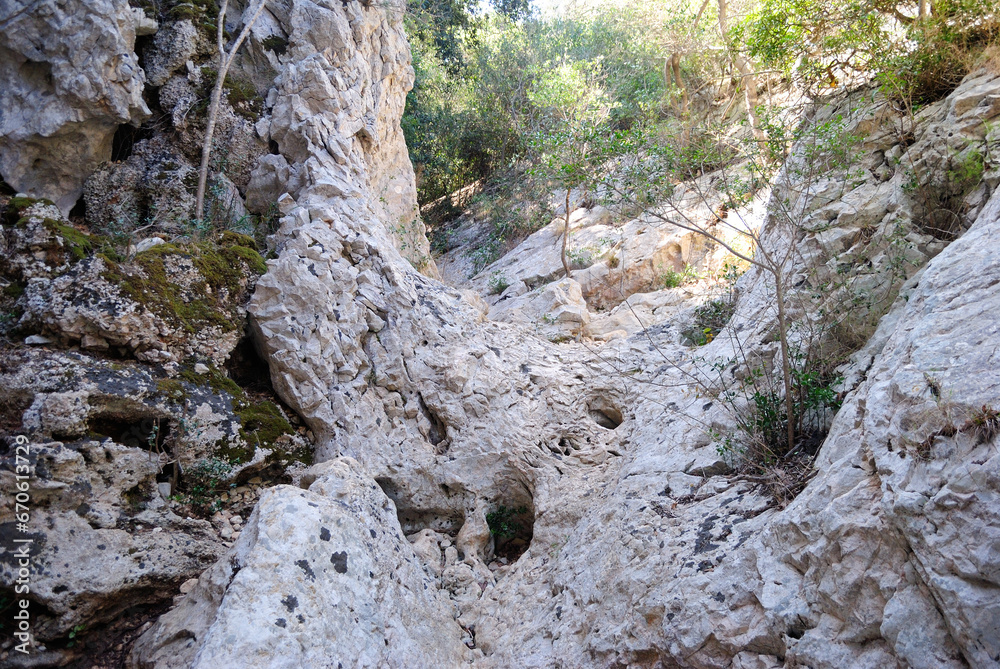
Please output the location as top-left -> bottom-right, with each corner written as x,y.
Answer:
488,271 -> 511,295
486,505 -> 528,539
173,457 -> 234,515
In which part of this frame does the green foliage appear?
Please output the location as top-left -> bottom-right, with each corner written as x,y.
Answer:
403,3 -> 669,206
659,263 -> 700,289
66,623 -> 86,649
682,296 -> 736,346
567,245 -> 598,270
173,457 -> 234,514
487,271 -> 510,295
486,505 -> 528,539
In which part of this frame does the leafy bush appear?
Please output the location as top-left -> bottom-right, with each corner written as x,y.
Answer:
173,457 -> 234,515
486,505 -> 528,539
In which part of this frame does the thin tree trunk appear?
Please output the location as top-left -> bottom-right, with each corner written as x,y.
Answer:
717,0 -> 766,145
773,266 -> 796,454
562,188 -> 572,278
671,53 -> 688,114
919,0 -> 929,18
195,0 -> 269,223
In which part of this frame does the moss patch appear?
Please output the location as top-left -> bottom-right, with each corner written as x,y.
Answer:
166,0 -> 219,37
198,67 -> 265,121
42,219 -> 103,261
179,363 -> 244,397
101,231 -> 265,333
2,196 -> 54,227
155,378 -> 188,404
237,400 -> 292,448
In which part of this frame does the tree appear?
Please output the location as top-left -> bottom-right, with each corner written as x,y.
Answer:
195,0 -> 270,223
529,61 -> 610,278
597,111 -> 862,457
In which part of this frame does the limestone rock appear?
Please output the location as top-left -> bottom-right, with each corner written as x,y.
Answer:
0,0 -> 150,214
83,136 -> 199,237
0,436 -> 222,639
487,277 -> 591,340
19,228 -> 264,365
130,458 -> 471,669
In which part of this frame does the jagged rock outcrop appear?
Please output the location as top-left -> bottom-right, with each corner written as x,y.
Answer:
130,458 -> 472,668
0,0 -> 150,214
136,17 -> 1000,663
4,200 -> 267,364
0,339 -> 313,658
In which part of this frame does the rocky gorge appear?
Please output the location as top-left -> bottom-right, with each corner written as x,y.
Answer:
1,1 -> 999,668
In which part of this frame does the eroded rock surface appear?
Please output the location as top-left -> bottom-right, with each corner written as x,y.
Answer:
131,458 -> 471,669
0,0 -> 150,213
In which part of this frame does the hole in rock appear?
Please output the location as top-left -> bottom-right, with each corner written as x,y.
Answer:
87,412 -> 171,453
588,398 -> 623,430
487,496 -> 535,563
110,123 -> 155,162
0,176 -> 15,195
68,196 -> 86,224
375,477 -> 464,536
417,393 -> 447,452
225,330 -> 273,393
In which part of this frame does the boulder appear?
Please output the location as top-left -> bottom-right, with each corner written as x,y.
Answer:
130,458 -> 472,669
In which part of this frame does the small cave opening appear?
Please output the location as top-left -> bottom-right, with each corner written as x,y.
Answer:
588,398 -> 624,430
87,413 -> 171,453
416,393 -> 448,453
487,500 -> 534,563
68,196 -> 86,225
375,477 -> 464,536
486,477 -> 535,563
224,330 -> 274,393
110,123 -> 155,163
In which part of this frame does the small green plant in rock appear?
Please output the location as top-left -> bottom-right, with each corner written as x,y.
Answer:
488,271 -> 511,295
486,505 -> 528,539
659,263 -> 700,289
66,623 -> 86,649
567,245 -> 597,270
172,457 -> 234,515
682,297 -> 736,346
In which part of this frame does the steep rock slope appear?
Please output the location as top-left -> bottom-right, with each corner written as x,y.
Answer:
130,0 -> 1000,664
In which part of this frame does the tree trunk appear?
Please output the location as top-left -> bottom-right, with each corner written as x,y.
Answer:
195,75 -> 227,224
717,0 -> 766,145
773,266 -> 796,455
671,53 -> 688,114
562,188 -> 572,279
195,0 -> 269,223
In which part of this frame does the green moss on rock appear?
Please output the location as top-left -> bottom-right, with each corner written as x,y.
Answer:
100,232 -> 266,333
155,378 -> 188,403
42,219 -> 101,260
236,400 -> 292,448
3,196 -> 54,227
180,363 -> 244,397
